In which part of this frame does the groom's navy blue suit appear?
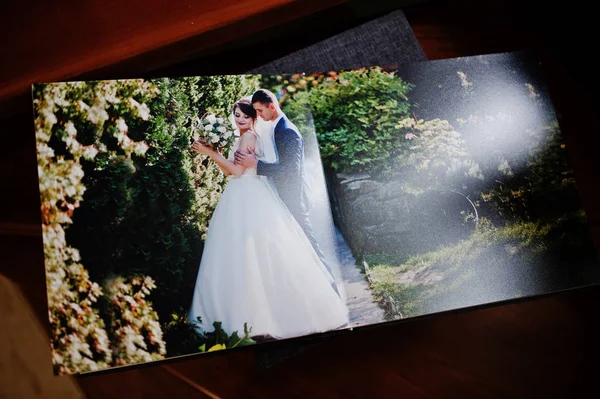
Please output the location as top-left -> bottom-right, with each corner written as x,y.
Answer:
257,116 -> 339,294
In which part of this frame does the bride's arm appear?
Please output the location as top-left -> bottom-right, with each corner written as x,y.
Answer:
192,134 -> 256,177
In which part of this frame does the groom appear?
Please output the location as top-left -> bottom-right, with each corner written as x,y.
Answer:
234,89 -> 340,296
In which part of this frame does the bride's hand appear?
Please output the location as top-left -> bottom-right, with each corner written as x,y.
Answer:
191,139 -> 212,156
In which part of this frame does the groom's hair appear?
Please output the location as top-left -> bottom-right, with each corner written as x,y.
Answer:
252,89 -> 278,108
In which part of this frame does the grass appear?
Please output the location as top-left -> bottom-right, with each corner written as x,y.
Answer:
365,211 -> 598,319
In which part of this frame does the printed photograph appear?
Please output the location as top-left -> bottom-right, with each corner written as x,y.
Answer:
283,51 -> 599,323
32,51 -> 599,375
34,74 -> 352,375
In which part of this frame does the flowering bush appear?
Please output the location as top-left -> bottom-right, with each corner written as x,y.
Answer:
394,117 -> 483,192
105,276 -> 166,366
192,113 -> 235,152
33,79 -> 159,374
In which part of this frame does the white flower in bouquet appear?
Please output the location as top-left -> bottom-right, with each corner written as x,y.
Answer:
193,113 -> 236,152
206,114 -> 217,124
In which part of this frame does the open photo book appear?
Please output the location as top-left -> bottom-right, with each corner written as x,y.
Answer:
32,51 -> 599,375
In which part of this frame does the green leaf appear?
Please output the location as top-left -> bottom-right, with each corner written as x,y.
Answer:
230,323 -> 256,348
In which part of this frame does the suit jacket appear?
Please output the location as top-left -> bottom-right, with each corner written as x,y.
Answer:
256,116 -> 310,216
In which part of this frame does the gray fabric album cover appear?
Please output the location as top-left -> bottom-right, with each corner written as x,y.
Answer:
248,10 -> 427,76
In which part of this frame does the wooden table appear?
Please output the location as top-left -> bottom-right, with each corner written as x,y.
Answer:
1,0 -> 599,397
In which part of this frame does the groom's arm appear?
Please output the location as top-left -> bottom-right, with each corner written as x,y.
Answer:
257,129 -> 302,178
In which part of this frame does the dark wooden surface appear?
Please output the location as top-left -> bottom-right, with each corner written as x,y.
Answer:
0,0 -> 355,118
1,0 -> 599,397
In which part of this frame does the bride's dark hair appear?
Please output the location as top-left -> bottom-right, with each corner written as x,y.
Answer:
233,98 -> 257,121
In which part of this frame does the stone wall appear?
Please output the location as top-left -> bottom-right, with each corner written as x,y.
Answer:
326,170 -> 478,258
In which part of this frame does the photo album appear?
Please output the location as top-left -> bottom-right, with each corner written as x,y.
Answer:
32,51 -> 599,375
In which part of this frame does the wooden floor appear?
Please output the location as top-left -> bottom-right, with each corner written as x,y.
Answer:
2,0 -> 600,397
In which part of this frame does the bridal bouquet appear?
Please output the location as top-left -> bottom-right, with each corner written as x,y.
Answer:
192,113 -> 236,152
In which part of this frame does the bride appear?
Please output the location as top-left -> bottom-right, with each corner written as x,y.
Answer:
188,97 -> 349,341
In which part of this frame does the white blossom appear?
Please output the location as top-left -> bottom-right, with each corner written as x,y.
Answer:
88,105 -> 109,124
65,121 -> 77,137
134,142 -> 149,155
206,114 -> 217,124
83,146 -> 99,160
116,118 -> 128,133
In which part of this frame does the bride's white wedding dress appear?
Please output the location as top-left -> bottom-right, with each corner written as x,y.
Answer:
189,132 -> 349,339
